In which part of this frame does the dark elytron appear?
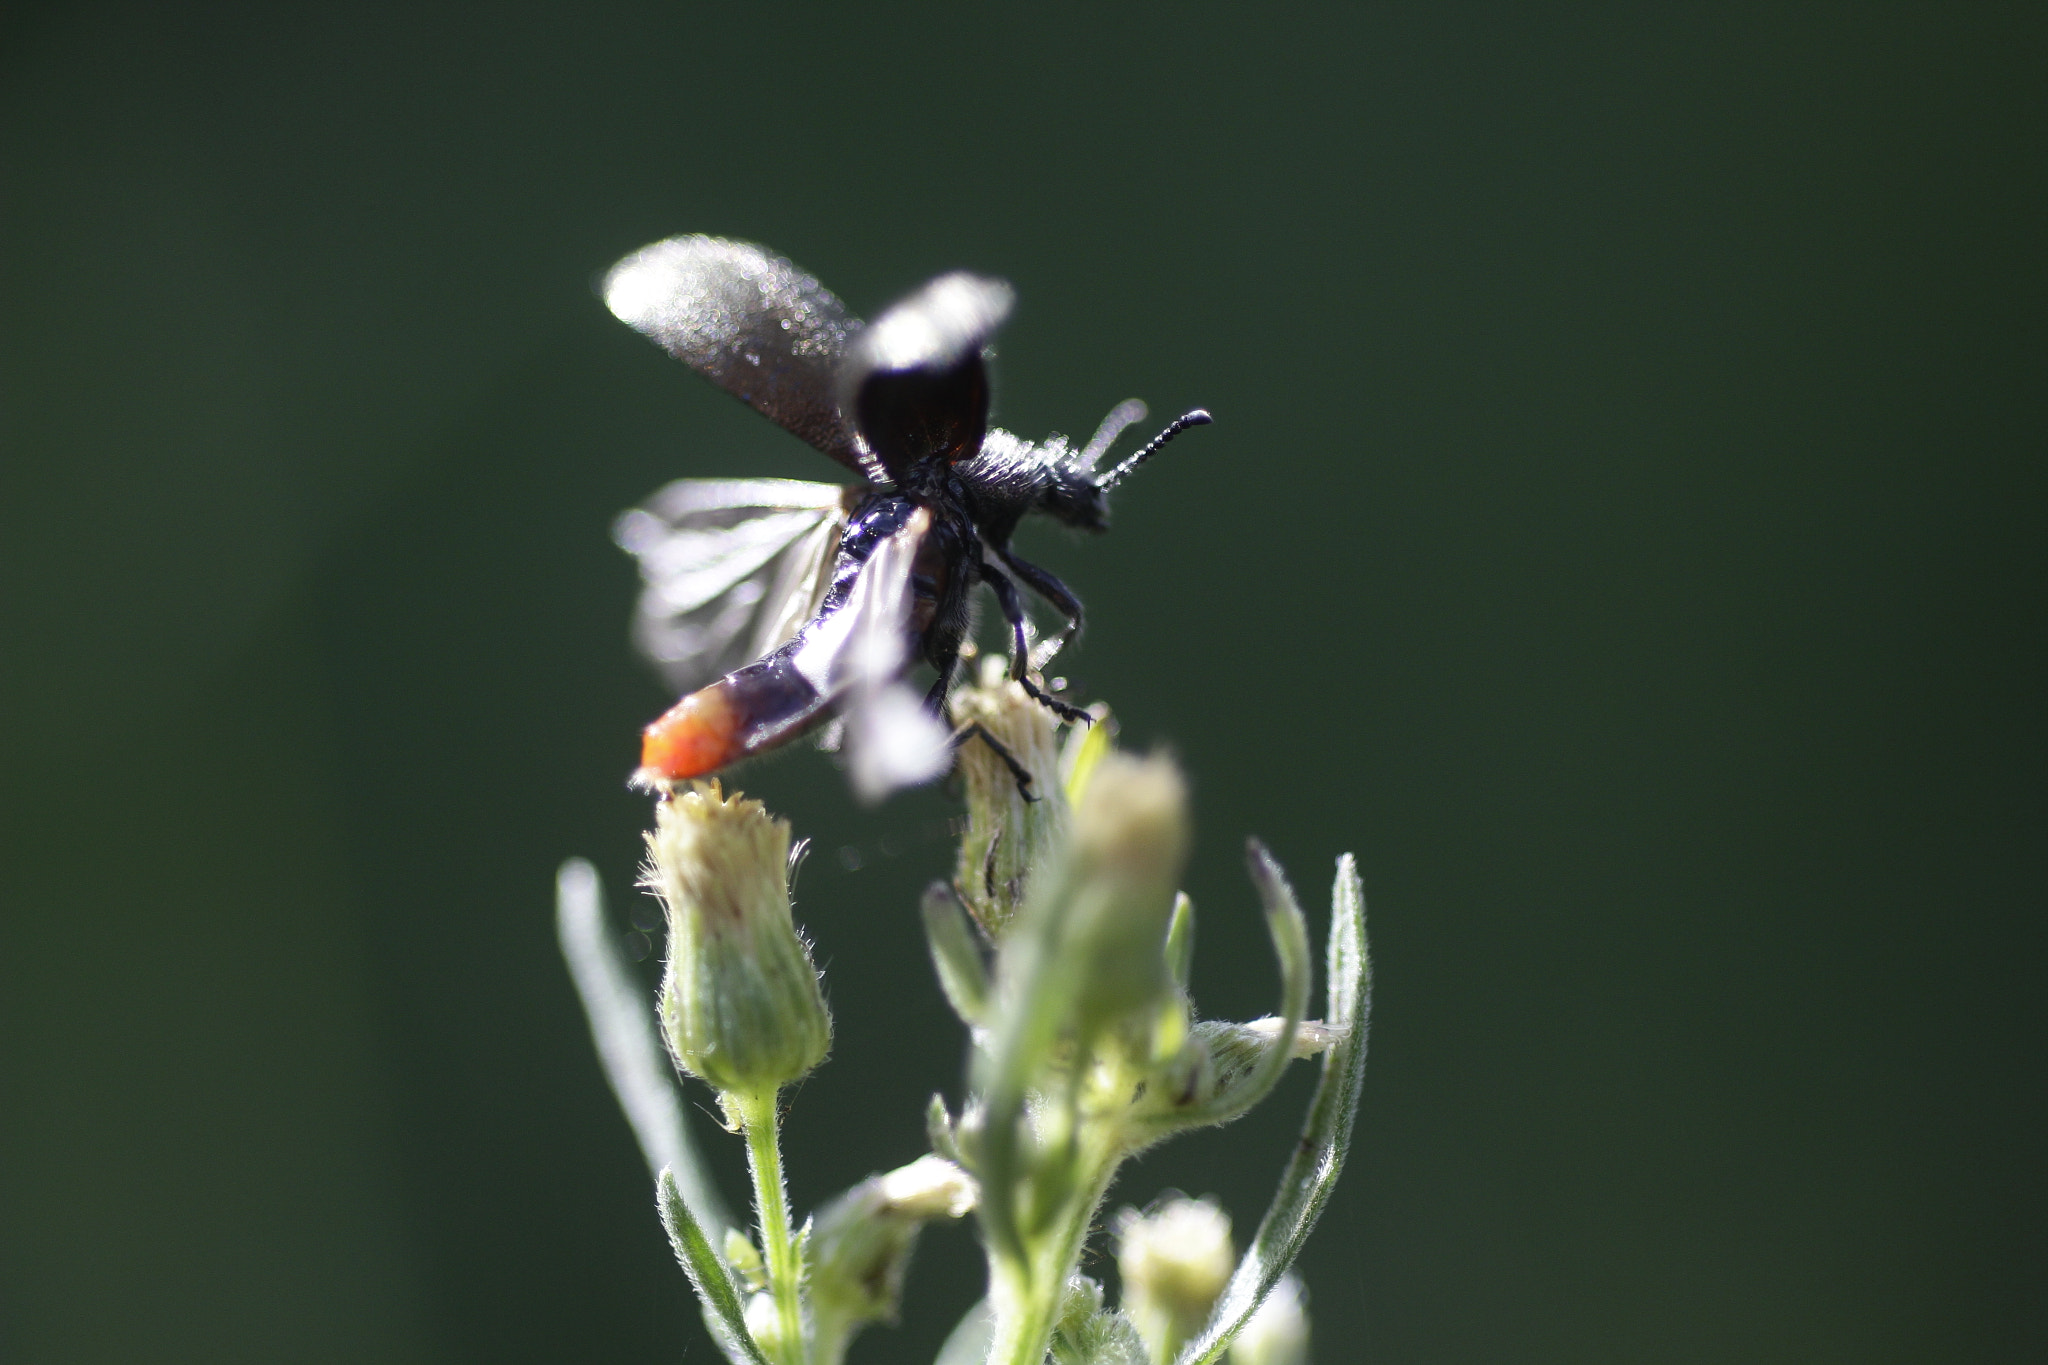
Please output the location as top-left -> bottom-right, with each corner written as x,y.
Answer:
605,235 -> 1208,797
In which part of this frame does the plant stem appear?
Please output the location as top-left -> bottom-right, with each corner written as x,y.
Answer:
736,1089 -> 806,1365
984,1147 -> 1123,1365
985,1256 -> 1050,1365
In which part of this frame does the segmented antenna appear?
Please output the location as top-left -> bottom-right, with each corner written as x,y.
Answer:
1096,409 -> 1213,490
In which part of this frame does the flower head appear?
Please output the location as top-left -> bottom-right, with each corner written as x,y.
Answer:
641,782 -> 831,1098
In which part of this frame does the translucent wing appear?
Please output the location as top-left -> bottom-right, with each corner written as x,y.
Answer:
614,478 -> 849,694
603,236 -> 886,483
790,508 -> 952,799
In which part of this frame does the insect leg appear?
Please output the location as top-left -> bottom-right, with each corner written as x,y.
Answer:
951,721 -> 1039,802
922,649 -> 957,714
994,549 -> 1087,675
979,559 -> 1092,724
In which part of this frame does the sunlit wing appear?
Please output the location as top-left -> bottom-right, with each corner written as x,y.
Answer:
789,508 -> 952,799
603,236 -> 887,484
614,478 -> 850,693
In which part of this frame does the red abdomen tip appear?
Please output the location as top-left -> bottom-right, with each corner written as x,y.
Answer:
641,686 -> 744,780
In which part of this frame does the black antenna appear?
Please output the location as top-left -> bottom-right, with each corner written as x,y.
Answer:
1096,409 -> 1213,490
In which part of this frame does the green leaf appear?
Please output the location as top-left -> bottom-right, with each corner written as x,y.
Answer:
1172,855 -> 1371,1365
557,859 -> 732,1234
1211,841 -> 1312,1125
927,1092 -> 962,1163
1120,844 -> 1312,1147
658,1167 -> 776,1365
922,880 -> 992,1026
1061,709 -> 1114,804
1164,892 -> 1196,993
970,832 -> 1090,1260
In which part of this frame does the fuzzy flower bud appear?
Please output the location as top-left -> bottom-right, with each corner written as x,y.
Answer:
1228,1275 -> 1309,1365
1051,1276 -> 1149,1365
1060,751 -> 1190,1041
640,782 -> 830,1098
951,655 -> 1069,938
743,1291 -> 790,1360
808,1156 -> 976,1360
1113,1196 -> 1235,1365
1187,1018 -> 1340,1110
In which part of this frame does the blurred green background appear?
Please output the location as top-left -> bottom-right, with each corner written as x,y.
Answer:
3,3 -> 2041,1361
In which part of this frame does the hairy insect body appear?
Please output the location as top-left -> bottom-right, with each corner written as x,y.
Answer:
954,429 -> 1108,543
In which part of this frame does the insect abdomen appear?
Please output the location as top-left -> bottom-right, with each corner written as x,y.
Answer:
639,651 -> 824,782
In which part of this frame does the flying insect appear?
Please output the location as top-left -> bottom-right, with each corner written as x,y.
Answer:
605,235 -> 1208,799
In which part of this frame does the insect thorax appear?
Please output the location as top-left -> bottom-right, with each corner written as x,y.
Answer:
955,429 -> 1105,543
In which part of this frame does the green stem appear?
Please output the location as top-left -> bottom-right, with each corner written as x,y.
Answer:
984,1147 -> 1124,1365
985,1256 -> 1050,1365
736,1089 -> 806,1365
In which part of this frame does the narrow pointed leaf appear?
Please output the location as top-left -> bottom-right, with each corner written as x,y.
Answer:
1061,712 -> 1113,804
557,859 -> 731,1233
659,1168 -> 776,1365
1173,854 -> 1371,1365
1164,892 -> 1196,993
1201,840 -> 1312,1126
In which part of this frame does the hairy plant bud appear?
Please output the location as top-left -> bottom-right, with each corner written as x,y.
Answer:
743,1291 -> 790,1360
640,782 -> 830,1098
950,655 -> 1068,937
1191,1017 -> 1341,1107
1061,752 -> 1190,1041
1228,1274 -> 1309,1365
1050,1276 -> 1149,1365
810,1155 -> 977,1359
1113,1196 -> 1235,1365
